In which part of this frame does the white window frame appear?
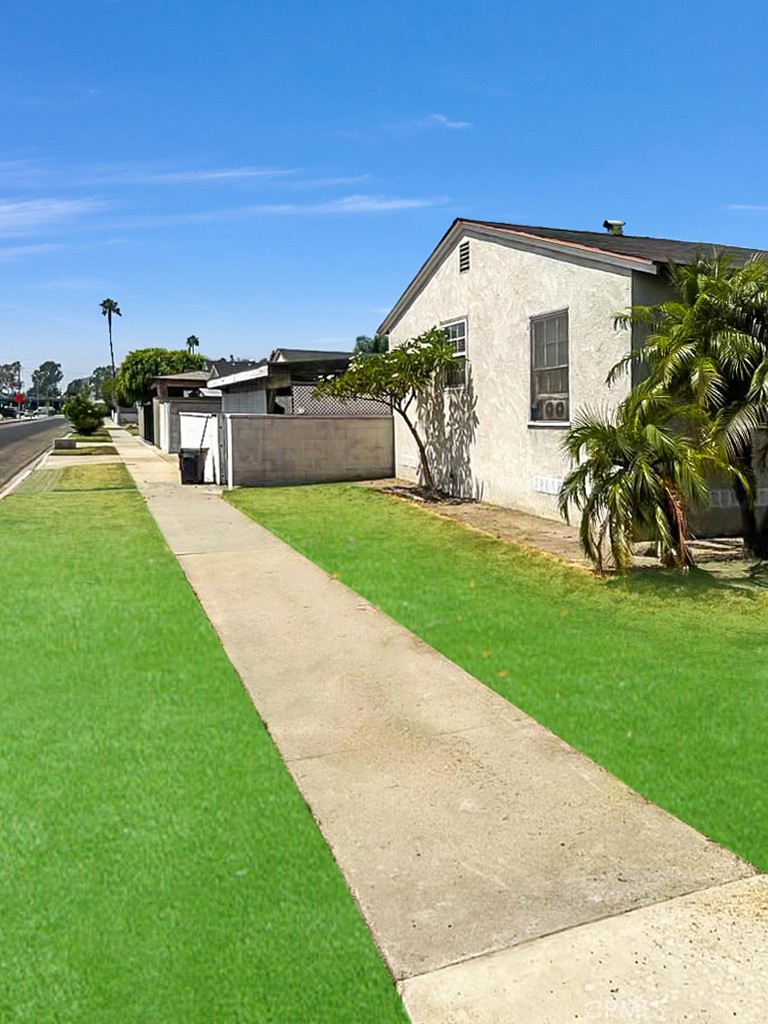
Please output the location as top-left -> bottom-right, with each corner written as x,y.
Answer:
442,319 -> 468,389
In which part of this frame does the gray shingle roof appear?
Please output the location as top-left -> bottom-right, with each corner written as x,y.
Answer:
152,370 -> 210,384
206,358 -> 264,377
271,348 -> 352,363
378,218 -> 768,334
469,220 -> 768,266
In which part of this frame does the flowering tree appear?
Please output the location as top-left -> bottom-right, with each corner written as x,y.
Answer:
314,327 -> 455,493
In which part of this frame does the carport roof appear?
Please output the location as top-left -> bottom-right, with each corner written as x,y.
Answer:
151,370 -> 211,388
208,351 -> 352,390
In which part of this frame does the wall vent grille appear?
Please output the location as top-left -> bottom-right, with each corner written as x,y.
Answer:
533,475 -> 563,496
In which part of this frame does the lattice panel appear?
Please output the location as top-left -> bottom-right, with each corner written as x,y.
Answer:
290,385 -> 387,418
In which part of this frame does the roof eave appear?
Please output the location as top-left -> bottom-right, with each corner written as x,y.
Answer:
377,220 -> 657,335
206,364 -> 270,390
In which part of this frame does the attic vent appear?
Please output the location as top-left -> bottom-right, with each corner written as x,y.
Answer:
459,240 -> 470,273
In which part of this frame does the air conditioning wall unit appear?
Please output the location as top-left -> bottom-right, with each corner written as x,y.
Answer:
536,394 -> 569,422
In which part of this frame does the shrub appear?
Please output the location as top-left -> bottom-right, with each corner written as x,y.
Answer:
63,392 -> 103,436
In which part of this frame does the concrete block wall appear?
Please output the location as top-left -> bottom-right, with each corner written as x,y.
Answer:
228,415 -> 394,486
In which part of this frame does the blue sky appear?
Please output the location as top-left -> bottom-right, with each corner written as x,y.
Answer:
3,0 -> 768,387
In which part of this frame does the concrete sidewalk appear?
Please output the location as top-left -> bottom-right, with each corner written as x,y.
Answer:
111,427 -> 768,1022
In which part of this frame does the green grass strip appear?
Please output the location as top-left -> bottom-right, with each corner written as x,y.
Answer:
14,466 -> 133,495
53,464 -> 136,491
13,468 -> 63,494
226,484 -> 768,872
0,474 -> 406,1023
50,445 -> 118,456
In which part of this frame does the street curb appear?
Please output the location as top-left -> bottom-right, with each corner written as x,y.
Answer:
0,447 -> 51,500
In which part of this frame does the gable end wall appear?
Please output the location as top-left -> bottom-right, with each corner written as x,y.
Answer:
388,235 -> 634,518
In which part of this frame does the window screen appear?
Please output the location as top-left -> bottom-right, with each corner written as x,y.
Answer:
530,310 -> 569,421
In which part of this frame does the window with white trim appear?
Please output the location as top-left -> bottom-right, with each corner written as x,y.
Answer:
530,310 -> 569,422
443,319 -> 467,389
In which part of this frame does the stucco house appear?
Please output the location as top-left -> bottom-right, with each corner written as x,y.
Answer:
378,219 -> 767,524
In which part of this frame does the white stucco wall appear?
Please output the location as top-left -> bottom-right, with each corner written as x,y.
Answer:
387,233 -> 638,518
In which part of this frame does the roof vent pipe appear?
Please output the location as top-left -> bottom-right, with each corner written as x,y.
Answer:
603,219 -> 625,236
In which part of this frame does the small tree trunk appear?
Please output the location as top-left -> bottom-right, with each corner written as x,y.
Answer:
397,406 -> 436,493
731,452 -> 766,557
664,485 -> 694,569
754,503 -> 768,553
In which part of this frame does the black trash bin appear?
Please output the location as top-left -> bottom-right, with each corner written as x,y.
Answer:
179,448 -> 207,484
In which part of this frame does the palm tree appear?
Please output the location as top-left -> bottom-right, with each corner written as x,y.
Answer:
559,389 -> 741,573
609,255 -> 768,556
100,299 -> 122,378
186,335 -> 200,355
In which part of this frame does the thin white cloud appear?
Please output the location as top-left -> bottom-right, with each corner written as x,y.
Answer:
114,194 -> 446,228
725,204 -> 768,212
38,276 -> 108,290
0,160 -> 298,188
303,194 -> 446,214
338,113 -> 472,142
0,197 -> 104,236
0,160 -> 49,187
0,242 -> 64,263
380,113 -> 472,138
127,166 -> 298,184
0,83 -> 102,109
428,114 -> 471,130
0,161 -> 373,197
284,174 -> 372,190
0,301 -> 93,329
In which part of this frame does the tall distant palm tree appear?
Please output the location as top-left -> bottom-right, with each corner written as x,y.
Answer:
100,299 -> 122,377
186,335 -> 200,355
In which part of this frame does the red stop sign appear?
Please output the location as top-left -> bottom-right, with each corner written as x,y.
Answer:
13,392 -> 24,405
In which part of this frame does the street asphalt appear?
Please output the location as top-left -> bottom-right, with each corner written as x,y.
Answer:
0,416 -> 69,489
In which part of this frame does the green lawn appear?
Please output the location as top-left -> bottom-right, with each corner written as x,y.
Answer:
1,469 -> 406,1023
51,444 -> 118,456
227,483 -> 768,872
